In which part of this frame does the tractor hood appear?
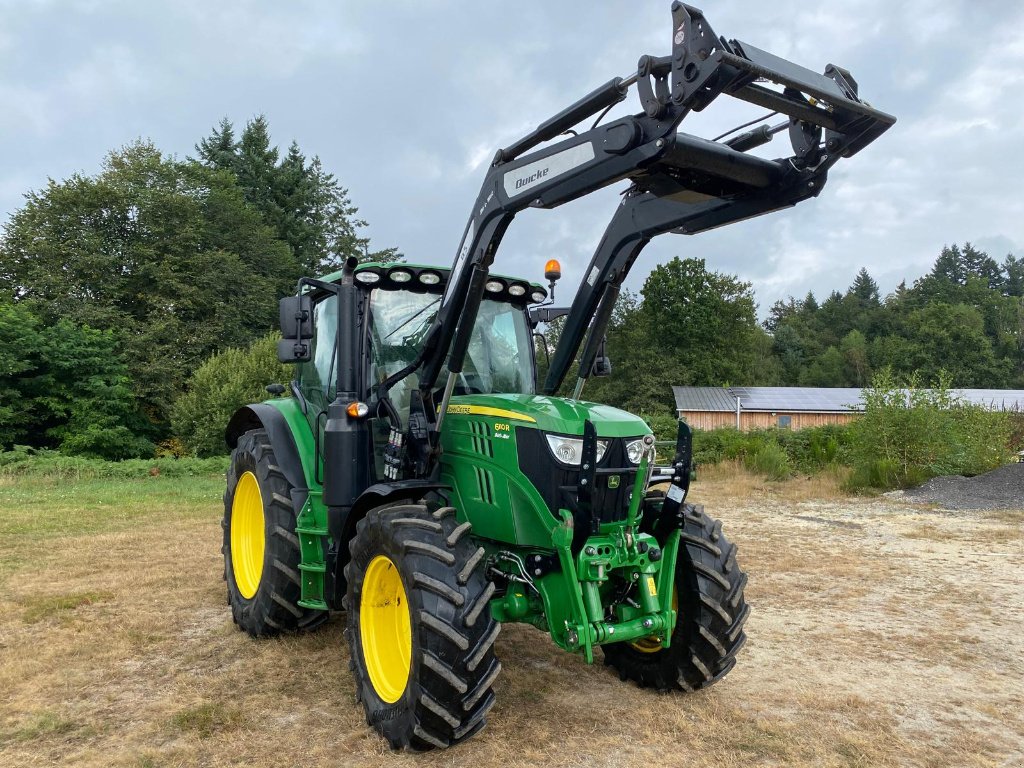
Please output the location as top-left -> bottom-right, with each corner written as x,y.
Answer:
445,393 -> 651,438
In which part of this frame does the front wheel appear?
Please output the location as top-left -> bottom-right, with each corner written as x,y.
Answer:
602,503 -> 750,691
344,503 -> 502,751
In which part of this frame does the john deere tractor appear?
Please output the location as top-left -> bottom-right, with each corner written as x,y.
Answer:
223,3 -> 893,750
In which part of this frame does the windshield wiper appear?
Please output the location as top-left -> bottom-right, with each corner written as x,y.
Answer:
383,298 -> 441,342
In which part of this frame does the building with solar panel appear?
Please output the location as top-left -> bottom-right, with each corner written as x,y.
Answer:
672,386 -> 1024,431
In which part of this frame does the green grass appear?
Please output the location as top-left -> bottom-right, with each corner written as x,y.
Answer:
0,711 -> 80,746
171,702 -> 246,738
20,590 -> 116,623
0,474 -> 223,586
0,475 -> 223,539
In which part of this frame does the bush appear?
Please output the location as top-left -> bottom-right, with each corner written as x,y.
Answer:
0,445 -> 224,479
171,333 -> 292,457
745,442 -> 792,480
846,369 -> 1013,490
0,302 -> 154,459
686,423 -> 852,478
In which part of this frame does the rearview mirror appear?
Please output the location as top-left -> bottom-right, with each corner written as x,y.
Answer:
277,338 -> 311,364
592,356 -> 612,377
279,295 -> 313,340
591,337 -> 611,377
278,295 -> 314,363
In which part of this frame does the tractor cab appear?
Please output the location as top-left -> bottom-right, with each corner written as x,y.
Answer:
286,260 -> 547,484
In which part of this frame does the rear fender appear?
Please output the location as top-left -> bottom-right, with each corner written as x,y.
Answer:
225,401 -> 317,512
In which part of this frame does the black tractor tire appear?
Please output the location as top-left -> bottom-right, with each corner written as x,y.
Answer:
223,428 -> 328,637
602,503 -> 749,691
344,503 -> 501,751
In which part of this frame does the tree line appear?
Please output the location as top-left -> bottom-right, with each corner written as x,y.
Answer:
580,244 -> 1023,414
1,116 -> 1019,459
0,117 -> 396,458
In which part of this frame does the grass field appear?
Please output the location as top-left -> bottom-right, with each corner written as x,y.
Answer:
1,465 -> 1022,767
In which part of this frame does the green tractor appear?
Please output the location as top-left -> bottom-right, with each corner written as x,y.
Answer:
222,3 -> 893,750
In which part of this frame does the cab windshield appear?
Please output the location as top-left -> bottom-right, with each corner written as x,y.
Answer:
367,289 -> 535,405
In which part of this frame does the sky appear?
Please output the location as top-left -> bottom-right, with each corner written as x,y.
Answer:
2,0 -> 1022,316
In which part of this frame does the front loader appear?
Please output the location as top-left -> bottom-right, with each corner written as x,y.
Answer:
222,2 -> 894,750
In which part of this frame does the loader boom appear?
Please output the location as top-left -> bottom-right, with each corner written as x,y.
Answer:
407,1 -> 893,461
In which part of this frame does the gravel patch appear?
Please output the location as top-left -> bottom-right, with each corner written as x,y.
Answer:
897,462 -> 1024,510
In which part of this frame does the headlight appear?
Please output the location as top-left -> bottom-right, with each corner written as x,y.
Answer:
545,434 -> 608,466
626,435 -> 656,464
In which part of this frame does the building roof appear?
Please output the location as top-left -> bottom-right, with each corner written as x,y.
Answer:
670,386 -> 738,412
673,386 -> 1024,413
731,386 -> 863,413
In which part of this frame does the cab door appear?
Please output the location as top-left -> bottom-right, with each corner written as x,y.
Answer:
295,293 -> 339,461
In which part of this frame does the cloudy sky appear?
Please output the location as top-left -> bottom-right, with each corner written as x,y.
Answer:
2,0 -> 1022,314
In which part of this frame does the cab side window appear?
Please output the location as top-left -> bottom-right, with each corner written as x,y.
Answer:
296,294 -> 338,435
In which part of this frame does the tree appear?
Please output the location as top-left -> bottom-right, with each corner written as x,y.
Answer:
194,117 -> 238,172
195,117 -> 400,273
840,330 -> 871,385
588,258 -> 762,413
849,267 -> 881,307
0,140 -> 295,430
0,301 -> 152,458
801,346 -> 845,386
772,324 -> 805,385
1003,254 -> 1023,297
902,303 -> 1010,386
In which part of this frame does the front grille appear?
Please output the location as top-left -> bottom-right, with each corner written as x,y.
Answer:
516,428 -> 639,534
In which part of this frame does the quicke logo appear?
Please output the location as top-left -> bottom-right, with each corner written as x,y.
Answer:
516,167 -> 549,189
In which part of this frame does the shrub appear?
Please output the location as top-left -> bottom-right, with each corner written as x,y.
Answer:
745,441 -> 792,480
0,302 -> 154,459
686,423 -> 852,478
171,333 -> 292,457
0,445 -> 224,479
846,369 -> 1013,490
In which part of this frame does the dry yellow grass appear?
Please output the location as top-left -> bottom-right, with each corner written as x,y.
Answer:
1,471 -> 1022,767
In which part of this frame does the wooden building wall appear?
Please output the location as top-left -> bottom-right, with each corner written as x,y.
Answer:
679,410 -> 859,431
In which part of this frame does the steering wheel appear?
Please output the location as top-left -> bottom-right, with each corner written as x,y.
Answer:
455,372 -> 487,395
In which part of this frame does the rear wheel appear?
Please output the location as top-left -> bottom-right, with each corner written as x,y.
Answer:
344,503 -> 501,751
602,503 -> 749,691
223,428 -> 327,636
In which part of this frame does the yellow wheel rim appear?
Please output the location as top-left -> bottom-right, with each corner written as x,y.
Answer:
230,471 -> 265,600
360,555 -> 412,703
629,589 -> 679,654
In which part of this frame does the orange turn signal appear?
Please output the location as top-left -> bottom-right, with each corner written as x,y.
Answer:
544,259 -> 562,281
346,401 -> 369,418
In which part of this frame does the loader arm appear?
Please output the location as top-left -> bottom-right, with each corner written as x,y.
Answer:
542,158 -> 829,397
403,1 -> 893,472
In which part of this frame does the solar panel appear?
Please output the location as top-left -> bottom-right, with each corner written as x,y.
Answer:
673,387 -> 1024,414
731,387 -> 862,412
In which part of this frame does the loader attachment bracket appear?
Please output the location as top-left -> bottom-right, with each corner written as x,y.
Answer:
653,421 -> 695,542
